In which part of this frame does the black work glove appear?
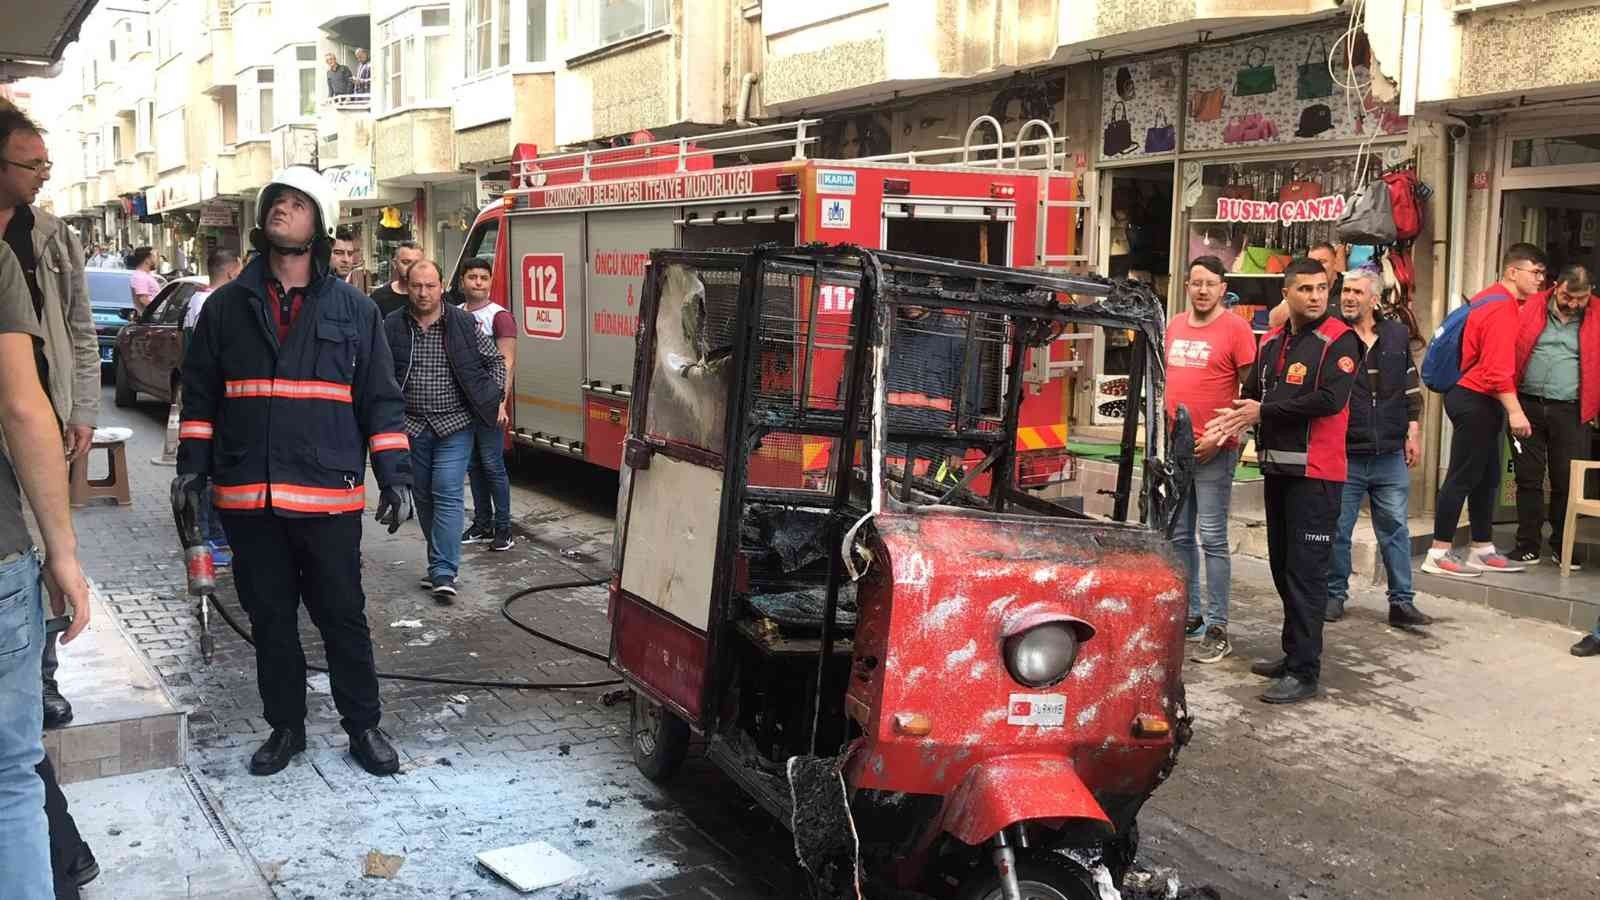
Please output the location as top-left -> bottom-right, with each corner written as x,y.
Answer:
375,485 -> 415,534
170,473 -> 209,548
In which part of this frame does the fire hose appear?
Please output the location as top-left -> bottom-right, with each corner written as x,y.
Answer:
173,482 -> 621,689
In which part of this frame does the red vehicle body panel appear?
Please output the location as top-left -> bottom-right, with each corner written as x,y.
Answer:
843,512 -> 1184,842
609,588 -> 708,722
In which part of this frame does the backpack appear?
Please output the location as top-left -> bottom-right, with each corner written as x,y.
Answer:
1420,290 -> 1509,392
1382,169 -> 1422,241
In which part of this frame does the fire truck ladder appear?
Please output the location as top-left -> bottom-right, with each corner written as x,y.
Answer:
511,119 -> 824,184
855,115 -> 1096,275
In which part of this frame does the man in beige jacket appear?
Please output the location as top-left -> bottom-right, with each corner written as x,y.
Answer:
0,105 -> 100,730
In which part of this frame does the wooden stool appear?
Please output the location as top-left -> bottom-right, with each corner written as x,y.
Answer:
69,439 -> 131,508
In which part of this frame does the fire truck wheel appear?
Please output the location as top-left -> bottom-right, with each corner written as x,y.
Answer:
630,691 -> 689,783
954,849 -> 1098,900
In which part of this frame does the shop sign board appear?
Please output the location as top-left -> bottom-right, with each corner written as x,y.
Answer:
326,165 -> 378,202
198,201 -> 237,228
149,173 -> 202,213
1099,54 -> 1183,162
1182,26 -> 1408,152
1215,193 -> 1348,225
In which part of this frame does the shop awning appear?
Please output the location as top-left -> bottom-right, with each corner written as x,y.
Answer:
0,0 -> 95,74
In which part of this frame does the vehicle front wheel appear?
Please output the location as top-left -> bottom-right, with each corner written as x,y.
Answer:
114,359 -> 136,407
629,690 -> 689,783
955,850 -> 1099,900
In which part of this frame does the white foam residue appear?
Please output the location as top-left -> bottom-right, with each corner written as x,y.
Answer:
1070,655 -> 1100,680
972,566 -> 1016,579
1075,703 -> 1100,727
922,595 -> 968,632
896,550 -> 932,587
1029,566 -> 1059,584
980,707 -> 1008,726
1153,588 -> 1181,605
1093,597 -> 1130,613
968,661 -> 990,680
1120,625 -> 1149,655
1070,571 -> 1098,595
390,619 -> 423,628
903,666 -> 928,689
943,639 -> 978,670
1091,863 -> 1123,900
986,594 -> 1019,616
1000,601 -> 1050,632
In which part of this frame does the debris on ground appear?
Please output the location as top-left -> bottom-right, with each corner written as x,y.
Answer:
787,754 -> 862,897
390,619 -> 423,628
259,859 -> 288,884
557,743 -> 572,756
600,689 -> 630,706
362,850 -> 405,879
450,694 -> 470,704
475,840 -> 584,893
305,673 -> 331,694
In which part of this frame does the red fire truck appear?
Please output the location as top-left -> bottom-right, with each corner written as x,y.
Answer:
449,117 -> 1095,487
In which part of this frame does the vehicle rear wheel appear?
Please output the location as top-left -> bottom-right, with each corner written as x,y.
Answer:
629,691 -> 689,783
114,359 -> 136,407
955,850 -> 1098,900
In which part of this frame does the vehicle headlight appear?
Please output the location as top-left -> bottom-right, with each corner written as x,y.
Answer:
1003,623 -> 1079,688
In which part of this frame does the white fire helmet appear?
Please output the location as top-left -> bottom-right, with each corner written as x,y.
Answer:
255,165 -> 339,252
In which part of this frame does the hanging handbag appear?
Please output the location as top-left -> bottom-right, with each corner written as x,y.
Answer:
1235,46 -> 1278,97
1144,113 -> 1176,153
1115,65 -> 1136,100
1221,182 -> 1255,201
1294,104 -> 1334,138
1222,115 -> 1247,144
1280,177 -> 1324,203
1102,102 -> 1136,157
1336,179 -> 1398,245
1190,88 -> 1225,122
1235,244 -> 1293,275
1296,36 -> 1335,100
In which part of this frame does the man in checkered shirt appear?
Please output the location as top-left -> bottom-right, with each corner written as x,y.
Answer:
382,259 -> 506,601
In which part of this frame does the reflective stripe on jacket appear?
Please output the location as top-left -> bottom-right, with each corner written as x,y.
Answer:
176,254 -> 412,517
1244,313 -> 1361,482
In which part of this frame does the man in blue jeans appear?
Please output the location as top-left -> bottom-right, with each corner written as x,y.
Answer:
458,258 -> 516,552
0,242 -> 91,898
1326,270 -> 1432,627
384,260 -> 504,601
1164,256 -> 1258,664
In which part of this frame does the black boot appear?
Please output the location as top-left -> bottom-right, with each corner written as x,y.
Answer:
67,842 -> 99,887
42,634 -> 72,728
248,727 -> 307,776
1260,675 -> 1319,704
1572,634 -> 1600,657
349,728 -> 399,776
1250,656 -> 1288,679
1324,595 -> 1345,623
1388,601 -> 1434,627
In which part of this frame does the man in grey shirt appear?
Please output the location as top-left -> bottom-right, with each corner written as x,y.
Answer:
0,241 -> 92,898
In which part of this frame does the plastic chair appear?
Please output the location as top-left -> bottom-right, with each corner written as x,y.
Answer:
1559,460 -> 1600,578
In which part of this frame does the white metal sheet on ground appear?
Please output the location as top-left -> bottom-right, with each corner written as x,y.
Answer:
620,454 -> 721,631
475,840 -> 585,892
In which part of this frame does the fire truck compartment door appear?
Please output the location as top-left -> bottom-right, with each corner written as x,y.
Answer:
510,214 -> 585,448
586,207 -> 676,391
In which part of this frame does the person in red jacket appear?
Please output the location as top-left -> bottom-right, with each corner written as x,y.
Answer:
1422,243 -> 1543,578
1508,264 -> 1600,572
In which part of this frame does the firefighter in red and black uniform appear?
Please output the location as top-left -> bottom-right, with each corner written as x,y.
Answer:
171,166 -> 415,776
1209,257 -> 1360,705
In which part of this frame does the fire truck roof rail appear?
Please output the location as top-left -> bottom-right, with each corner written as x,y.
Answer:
512,119 -> 823,184
852,135 -> 1068,170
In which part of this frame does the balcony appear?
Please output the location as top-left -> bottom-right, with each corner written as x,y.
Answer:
200,25 -> 234,95
1448,1 -> 1600,102
114,159 -> 140,196
373,108 -> 454,183
1054,0 -> 1340,58
317,94 -> 373,169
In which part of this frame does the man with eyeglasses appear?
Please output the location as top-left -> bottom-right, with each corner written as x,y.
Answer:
1508,264 -> 1600,581
1422,243 -> 1542,578
1164,255 -> 1257,665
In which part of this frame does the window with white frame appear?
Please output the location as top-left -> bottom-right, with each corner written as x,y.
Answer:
136,100 -> 154,153
376,7 -> 450,113
239,67 -> 275,139
464,0 -> 511,77
295,44 -> 317,116
570,0 -> 669,54
157,109 -> 185,171
526,0 -> 548,64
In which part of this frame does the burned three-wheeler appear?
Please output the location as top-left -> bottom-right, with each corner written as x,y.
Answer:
608,245 -> 1195,898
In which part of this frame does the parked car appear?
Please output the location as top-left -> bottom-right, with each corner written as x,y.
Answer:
113,275 -> 207,406
88,268 -> 138,376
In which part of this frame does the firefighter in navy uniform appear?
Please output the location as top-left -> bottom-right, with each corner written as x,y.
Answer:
1208,257 -> 1360,705
171,166 -> 415,776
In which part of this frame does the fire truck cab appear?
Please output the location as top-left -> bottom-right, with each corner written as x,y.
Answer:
448,117 -> 1095,487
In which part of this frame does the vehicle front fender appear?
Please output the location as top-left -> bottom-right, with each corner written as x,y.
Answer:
939,753 -> 1111,846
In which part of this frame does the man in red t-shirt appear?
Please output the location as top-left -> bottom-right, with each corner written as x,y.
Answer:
1165,256 -> 1258,665
1422,242 -> 1542,578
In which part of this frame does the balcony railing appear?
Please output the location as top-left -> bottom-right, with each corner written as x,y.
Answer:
327,93 -> 371,111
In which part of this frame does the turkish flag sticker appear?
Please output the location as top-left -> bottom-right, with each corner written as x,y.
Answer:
1337,356 -> 1356,374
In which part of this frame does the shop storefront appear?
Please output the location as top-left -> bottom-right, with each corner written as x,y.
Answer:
426,177 -> 477,277
1089,22 -> 1416,423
